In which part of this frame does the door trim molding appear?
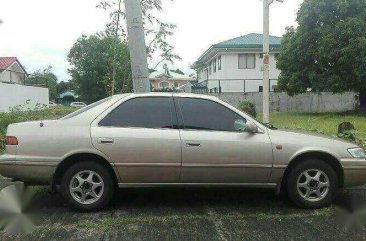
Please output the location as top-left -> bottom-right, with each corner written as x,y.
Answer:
182,163 -> 273,168
114,163 -> 181,167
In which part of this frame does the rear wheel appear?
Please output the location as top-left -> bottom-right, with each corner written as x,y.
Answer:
61,161 -> 114,212
286,159 -> 338,209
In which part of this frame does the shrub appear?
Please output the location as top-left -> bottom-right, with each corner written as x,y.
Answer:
238,101 -> 257,118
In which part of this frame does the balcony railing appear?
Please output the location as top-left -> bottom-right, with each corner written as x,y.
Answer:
193,79 -> 278,94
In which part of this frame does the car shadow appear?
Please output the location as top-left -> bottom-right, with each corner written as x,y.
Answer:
23,185 -> 366,215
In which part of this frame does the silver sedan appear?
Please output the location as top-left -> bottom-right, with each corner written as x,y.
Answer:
1,93 -> 366,211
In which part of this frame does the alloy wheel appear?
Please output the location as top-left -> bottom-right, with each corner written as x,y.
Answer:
296,169 -> 330,202
69,170 -> 105,205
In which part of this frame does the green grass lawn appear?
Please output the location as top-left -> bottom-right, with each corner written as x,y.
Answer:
262,112 -> 366,150
267,112 -> 366,139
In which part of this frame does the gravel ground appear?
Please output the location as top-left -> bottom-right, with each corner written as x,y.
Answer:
1,185 -> 366,241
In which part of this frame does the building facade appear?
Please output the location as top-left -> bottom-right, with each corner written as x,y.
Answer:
0,57 -> 28,85
192,33 -> 282,93
149,69 -> 195,91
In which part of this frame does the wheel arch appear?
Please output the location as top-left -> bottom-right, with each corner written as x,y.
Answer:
52,152 -> 119,189
279,151 -> 344,194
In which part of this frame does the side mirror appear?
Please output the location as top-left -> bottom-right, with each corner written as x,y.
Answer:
245,121 -> 258,133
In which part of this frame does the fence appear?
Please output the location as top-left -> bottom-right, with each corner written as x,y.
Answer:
0,82 -> 49,112
192,79 -> 278,94
208,92 -> 358,113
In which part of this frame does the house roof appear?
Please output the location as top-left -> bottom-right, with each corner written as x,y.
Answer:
192,33 -> 282,69
59,91 -> 79,99
0,57 -> 17,70
214,33 -> 282,49
149,69 -> 194,80
0,57 -> 28,74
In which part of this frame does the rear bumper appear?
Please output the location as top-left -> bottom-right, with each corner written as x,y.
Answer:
342,158 -> 366,187
0,154 -> 56,185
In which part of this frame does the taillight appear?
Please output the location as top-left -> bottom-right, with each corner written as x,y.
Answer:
5,136 -> 18,145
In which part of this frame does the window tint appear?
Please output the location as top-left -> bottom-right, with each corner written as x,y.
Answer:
100,97 -> 175,129
178,98 -> 246,132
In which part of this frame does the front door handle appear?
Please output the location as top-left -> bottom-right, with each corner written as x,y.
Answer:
98,138 -> 114,144
186,143 -> 201,147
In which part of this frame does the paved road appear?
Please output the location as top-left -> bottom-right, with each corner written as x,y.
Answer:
0,186 -> 366,241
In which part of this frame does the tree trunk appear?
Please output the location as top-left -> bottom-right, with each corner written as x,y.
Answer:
360,90 -> 366,111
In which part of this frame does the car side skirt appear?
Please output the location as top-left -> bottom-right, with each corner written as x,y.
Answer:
118,183 -> 277,188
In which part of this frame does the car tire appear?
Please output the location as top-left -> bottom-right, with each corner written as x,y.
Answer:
286,159 -> 338,209
61,161 -> 114,212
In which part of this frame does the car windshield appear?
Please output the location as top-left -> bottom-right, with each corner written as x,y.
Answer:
61,97 -> 112,120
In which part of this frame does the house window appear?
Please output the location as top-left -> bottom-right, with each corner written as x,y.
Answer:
218,56 -> 222,70
238,54 -> 256,69
259,86 -> 263,92
209,62 -> 212,75
159,81 -> 170,89
213,59 -> 217,73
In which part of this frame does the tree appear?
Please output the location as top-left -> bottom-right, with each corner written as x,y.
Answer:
27,66 -> 58,100
56,81 -> 73,95
97,0 -> 181,68
68,34 -> 132,103
276,0 -> 366,109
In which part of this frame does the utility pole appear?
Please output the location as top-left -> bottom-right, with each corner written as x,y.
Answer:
124,0 -> 150,93
263,0 -> 283,123
111,0 -> 122,96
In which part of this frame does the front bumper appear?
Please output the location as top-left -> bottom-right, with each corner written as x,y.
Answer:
0,154 -> 56,185
342,158 -> 366,187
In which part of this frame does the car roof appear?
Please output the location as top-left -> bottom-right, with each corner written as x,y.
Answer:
112,92 -> 219,101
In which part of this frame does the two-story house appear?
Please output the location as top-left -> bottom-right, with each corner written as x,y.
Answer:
191,33 -> 282,93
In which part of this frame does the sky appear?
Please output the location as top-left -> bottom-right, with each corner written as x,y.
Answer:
0,0 -> 304,82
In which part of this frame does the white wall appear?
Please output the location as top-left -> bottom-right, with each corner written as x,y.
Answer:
198,52 -> 280,93
0,82 -> 49,112
209,92 -> 358,113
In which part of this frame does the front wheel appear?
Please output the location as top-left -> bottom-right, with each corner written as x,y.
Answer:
61,161 -> 114,212
286,159 -> 338,209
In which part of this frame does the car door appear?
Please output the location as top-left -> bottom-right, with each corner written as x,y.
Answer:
91,96 -> 182,184
175,97 -> 273,184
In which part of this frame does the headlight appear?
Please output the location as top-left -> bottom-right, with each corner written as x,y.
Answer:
348,148 -> 366,159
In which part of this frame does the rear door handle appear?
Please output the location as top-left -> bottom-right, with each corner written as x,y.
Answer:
98,138 -> 114,144
186,143 -> 201,147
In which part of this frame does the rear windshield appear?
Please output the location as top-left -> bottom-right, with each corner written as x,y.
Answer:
61,97 -> 113,120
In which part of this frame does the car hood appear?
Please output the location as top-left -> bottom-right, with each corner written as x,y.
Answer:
268,128 -> 358,159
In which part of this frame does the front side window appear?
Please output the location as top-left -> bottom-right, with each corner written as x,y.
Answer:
99,97 -> 175,129
218,56 -> 222,70
177,98 -> 246,132
213,59 -> 217,73
238,54 -> 256,69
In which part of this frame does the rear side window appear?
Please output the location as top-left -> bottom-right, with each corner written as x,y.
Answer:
99,97 -> 175,129
177,98 -> 246,132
